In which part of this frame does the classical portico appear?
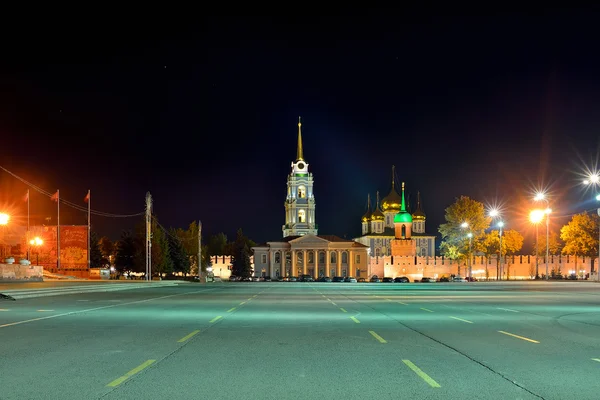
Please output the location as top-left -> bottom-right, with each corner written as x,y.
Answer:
252,234 -> 369,279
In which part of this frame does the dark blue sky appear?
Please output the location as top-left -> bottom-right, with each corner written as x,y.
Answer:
1,13 -> 599,246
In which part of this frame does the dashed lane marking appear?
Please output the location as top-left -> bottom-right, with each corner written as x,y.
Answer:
402,360 -> 441,388
177,330 -> 200,343
107,360 -> 156,387
449,316 -> 473,324
350,316 -> 360,324
498,330 -> 539,343
209,316 -> 223,323
420,308 -> 434,313
369,330 -> 387,343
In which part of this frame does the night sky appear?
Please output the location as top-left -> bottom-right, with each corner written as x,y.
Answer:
1,13 -> 600,249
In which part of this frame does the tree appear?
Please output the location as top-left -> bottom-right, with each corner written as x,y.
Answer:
477,229 -> 523,280
98,236 -> 115,265
533,230 -> 563,256
89,231 -> 106,268
151,219 -> 173,277
115,230 -> 136,275
168,228 -> 191,276
208,232 -> 228,256
439,196 -> 491,274
560,213 -> 599,271
231,228 -> 253,277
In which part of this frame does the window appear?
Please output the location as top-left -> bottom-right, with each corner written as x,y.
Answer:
298,209 -> 306,223
330,252 -> 337,264
318,251 -> 325,264
298,186 -> 306,198
341,252 -> 348,264
308,251 -> 314,264
275,252 -> 281,264
355,254 -> 361,264
375,248 -> 380,257
261,254 -> 267,264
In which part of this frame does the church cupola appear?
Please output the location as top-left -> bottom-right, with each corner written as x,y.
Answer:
381,165 -> 402,228
361,193 -> 372,235
412,191 -> 426,234
370,191 -> 385,233
393,182 -> 413,239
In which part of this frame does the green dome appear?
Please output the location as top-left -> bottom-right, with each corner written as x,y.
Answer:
394,212 -> 413,224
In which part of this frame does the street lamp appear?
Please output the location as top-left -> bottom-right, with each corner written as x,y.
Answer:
467,232 -> 473,278
534,193 -> 551,280
584,173 -> 600,280
530,209 -> 545,279
0,213 -> 9,225
460,222 -> 469,277
497,221 -> 504,280
29,237 -> 43,265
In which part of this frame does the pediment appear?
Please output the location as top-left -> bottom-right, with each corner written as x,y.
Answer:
288,234 -> 330,246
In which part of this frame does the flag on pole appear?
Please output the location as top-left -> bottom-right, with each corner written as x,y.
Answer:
23,190 -> 29,202
84,190 -> 90,203
51,191 -> 59,202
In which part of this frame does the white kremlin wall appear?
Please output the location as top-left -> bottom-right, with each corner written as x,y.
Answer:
369,254 -> 599,281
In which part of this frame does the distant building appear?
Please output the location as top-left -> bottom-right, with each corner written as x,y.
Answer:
253,117 -> 369,278
353,166 -> 436,259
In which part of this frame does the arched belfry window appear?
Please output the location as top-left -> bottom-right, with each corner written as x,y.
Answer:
330,252 -> 337,264
401,224 -> 406,237
298,209 -> 306,223
298,186 -> 306,198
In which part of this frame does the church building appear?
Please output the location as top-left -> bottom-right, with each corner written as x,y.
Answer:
252,118 -> 369,278
353,166 -> 436,258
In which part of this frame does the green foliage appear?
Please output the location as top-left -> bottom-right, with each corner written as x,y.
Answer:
115,230 -> 136,274
98,236 -> 115,264
560,213 -> 599,258
208,232 -> 228,256
168,228 -> 190,276
151,219 -> 173,277
89,231 -> 106,268
231,228 -> 253,277
439,196 -> 490,259
533,230 -> 563,256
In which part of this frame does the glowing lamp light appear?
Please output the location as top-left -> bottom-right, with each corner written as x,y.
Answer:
596,194 -> 600,201
0,213 -> 9,225
497,221 -> 504,228
30,237 -> 43,246
529,209 -> 545,224
461,222 -> 468,228
534,192 -> 546,201
489,209 -> 499,217
467,232 -> 473,238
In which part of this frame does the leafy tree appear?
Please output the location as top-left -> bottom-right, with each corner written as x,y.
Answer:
151,219 -> 173,277
533,230 -> 563,256
115,230 -> 136,275
89,231 -> 106,268
231,228 -> 253,277
208,232 -> 228,256
168,228 -> 190,276
560,213 -> 599,270
98,236 -> 115,264
439,196 -> 491,274
477,229 -> 523,280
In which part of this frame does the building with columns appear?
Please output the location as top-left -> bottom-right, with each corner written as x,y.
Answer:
354,166 -> 436,259
252,117 -> 369,278
252,235 -> 369,278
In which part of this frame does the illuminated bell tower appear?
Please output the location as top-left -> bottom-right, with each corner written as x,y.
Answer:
391,182 -> 416,256
283,117 -> 317,237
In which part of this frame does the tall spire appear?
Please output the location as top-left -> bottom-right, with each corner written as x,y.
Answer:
296,116 -> 304,161
376,191 -> 380,208
366,193 -> 371,212
401,182 -> 406,211
391,165 -> 396,189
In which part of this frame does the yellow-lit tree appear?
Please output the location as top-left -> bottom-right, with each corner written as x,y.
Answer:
478,229 -> 523,279
560,213 -> 599,273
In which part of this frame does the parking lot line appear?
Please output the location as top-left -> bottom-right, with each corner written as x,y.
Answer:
402,360 -> 441,388
369,330 -> 387,343
498,330 -> 539,343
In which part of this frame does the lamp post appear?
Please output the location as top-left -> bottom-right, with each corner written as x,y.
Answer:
29,237 -> 43,265
534,193 -> 551,280
584,174 -> 600,280
467,232 -> 473,278
489,209 -> 504,281
529,209 -> 545,279
498,221 -> 504,280
460,222 -> 469,278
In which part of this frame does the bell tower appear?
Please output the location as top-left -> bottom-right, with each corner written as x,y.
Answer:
283,117 -> 317,237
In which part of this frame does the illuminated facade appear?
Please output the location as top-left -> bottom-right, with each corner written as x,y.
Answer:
354,166 -> 436,258
282,117 -> 317,237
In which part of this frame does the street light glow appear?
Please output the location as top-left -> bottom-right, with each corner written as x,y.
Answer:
489,209 -> 499,217
584,173 -> 600,185
497,221 -> 504,228
461,222 -> 468,228
534,192 -> 546,201
467,232 -> 473,238
0,213 -> 9,225
529,209 -> 545,224
30,237 -> 43,246
596,194 -> 600,201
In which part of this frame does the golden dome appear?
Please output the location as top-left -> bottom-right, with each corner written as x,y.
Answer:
381,183 -> 402,212
371,191 -> 385,220
361,194 -> 372,222
412,191 -> 426,220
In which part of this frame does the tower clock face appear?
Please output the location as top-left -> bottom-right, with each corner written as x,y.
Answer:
297,162 -> 305,170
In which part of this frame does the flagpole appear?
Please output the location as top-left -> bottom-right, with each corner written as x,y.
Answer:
27,189 -> 30,261
57,189 -> 60,270
87,190 -> 91,269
